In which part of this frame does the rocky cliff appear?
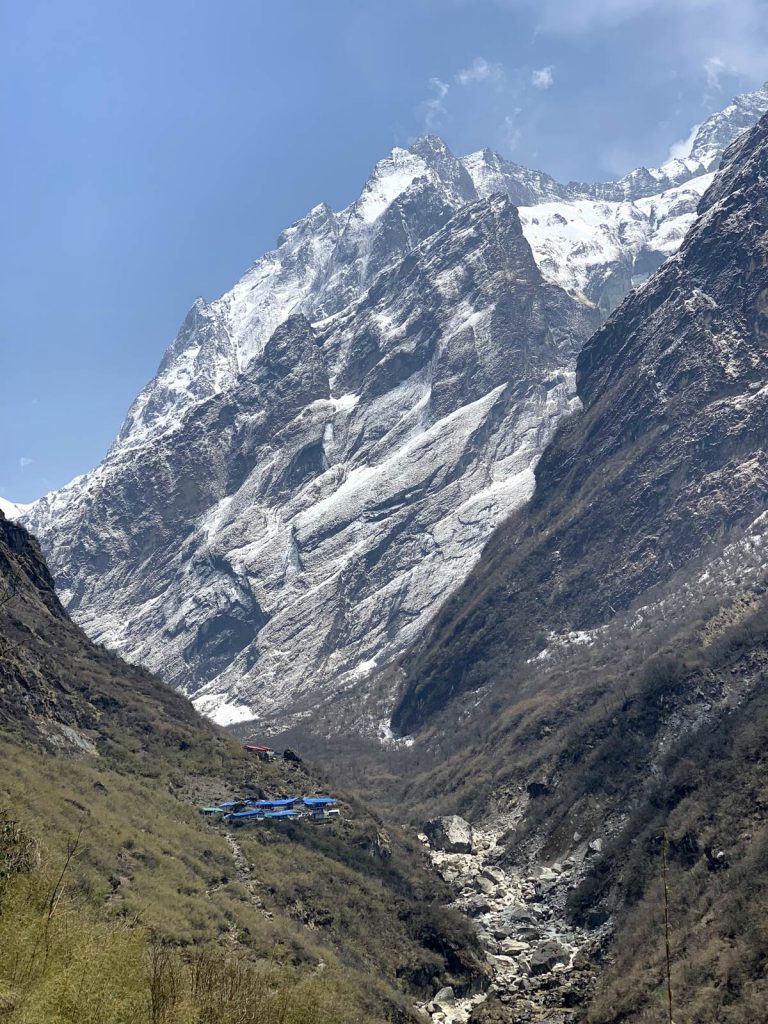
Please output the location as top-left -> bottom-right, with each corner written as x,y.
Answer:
392,111 -> 768,734
22,84 -> 768,729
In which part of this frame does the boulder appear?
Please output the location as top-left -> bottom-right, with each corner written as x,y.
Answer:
468,997 -> 510,1023
484,846 -> 506,865
481,866 -> 505,885
500,938 -> 531,954
475,875 -> 496,895
424,815 -> 473,854
463,893 -> 491,916
528,940 -> 570,976
434,986 -> 455,1004
491,904 -> 539,939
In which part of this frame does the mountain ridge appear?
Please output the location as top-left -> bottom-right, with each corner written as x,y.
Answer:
392,109 -> 768,734
21,82 -> 768,730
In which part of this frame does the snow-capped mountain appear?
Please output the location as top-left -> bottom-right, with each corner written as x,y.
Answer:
23,83 -> 768,728
393,107 -> 768,734
0,498 -> 32,520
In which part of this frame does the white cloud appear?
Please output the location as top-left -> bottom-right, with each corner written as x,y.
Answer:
421,77 -> 450,130
704,55 -> 728,91
531,66 -> 554,89
455,57 -> 504,86
503,109 -> 524,150
492,0 -> 768,82
667,123 -> 700,160
18,457 -> 33,471
419,56 -> 506,133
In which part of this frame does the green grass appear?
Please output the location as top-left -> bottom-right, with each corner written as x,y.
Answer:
0,813 -> 355,1024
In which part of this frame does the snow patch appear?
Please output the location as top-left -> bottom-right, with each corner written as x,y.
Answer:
0,498 -> 33,520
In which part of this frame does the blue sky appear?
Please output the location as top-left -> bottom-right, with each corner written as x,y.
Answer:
2,0 -> 767,502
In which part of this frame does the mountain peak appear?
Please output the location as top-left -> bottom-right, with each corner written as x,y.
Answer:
687,80 -> 768,169
408,134 -> 454,160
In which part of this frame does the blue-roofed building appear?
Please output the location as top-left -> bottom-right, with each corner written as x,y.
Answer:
224,809 -> 265,821
245,797 -> 298,809
211,794 -> 341,826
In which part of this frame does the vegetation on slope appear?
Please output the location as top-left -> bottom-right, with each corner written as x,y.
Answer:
394,574 -> 768,1024
0,511 -> 484,1021
0,809 -> 352,1024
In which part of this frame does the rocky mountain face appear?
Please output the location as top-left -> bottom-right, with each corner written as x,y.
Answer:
25,196 -> 598,729
392,110 -> 768,735
376,112 -> 768,1024
23,84 -> 768,730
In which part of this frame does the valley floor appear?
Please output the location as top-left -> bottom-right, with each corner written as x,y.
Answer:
416,811 -> 605,1024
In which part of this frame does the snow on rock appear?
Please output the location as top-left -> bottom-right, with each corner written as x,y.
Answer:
21,84 -> 768,731
517,173 -> 716,312
0,498 -> 33,520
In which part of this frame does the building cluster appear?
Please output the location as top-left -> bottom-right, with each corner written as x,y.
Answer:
201,795 -> 340,824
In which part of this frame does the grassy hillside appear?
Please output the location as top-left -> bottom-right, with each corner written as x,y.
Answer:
0,511 -> 484,1021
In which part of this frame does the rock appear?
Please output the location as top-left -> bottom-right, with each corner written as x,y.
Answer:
463,893 -> 492,916
484,847 -> 506,865
500,938 -> 531,954
468,996 -> 510,1023
587,838 -> 604,855
528,940 -> 570,976
537,866 -> 558,883
475,875 -> 496,895
491,904 -> 539,939
434,986 -> 455,1004
424,816 -> 473,854
481,866 -> 505,885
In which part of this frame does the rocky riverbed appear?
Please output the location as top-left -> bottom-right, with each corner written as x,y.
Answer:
416,814 -> 608,1023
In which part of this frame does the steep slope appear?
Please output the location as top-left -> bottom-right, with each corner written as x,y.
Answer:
370,111 -> 768,1024
383,554 -> 768,1024
25,196 -> 598,729
392,111 -> 768,734
0,498 -> 31,520
0,509 -> 485,1021
22,85 -> 768,729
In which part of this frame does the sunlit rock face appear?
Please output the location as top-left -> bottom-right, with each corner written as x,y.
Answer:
24,84 -> 768,729
392,111 -> 768,735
